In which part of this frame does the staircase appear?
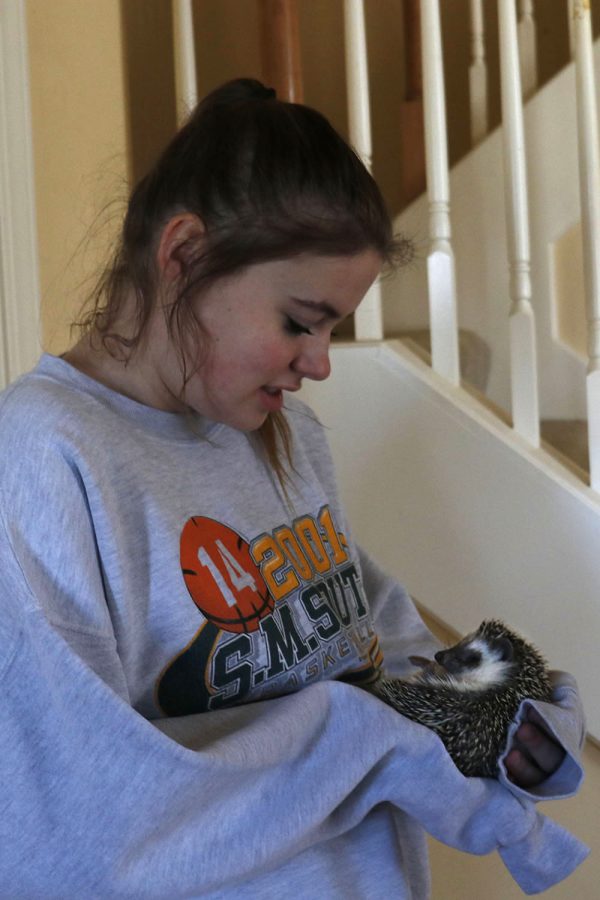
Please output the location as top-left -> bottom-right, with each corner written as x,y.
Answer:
382,37 -> 600,427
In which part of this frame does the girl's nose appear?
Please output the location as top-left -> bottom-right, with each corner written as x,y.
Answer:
292,337 -> 331,382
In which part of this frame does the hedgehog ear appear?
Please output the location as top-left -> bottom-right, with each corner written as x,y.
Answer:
495,637 -> 514,661
409,655 -> 432,667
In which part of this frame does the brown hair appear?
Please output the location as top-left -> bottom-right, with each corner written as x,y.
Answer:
77,78 -> 407,484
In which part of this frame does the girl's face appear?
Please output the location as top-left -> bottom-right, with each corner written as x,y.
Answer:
149,250 -> 381,431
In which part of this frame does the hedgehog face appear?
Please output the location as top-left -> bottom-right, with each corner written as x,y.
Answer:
434,630 -> 516,691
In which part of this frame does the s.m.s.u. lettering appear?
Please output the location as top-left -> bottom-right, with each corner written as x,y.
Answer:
155,505 -> 382,715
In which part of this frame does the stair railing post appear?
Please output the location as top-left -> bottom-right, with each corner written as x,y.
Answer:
573,0 -> 600,491
172,0 -> 198,123
469,0 -> 488,144
498,0 -> 540,447
420,0 -> 460,385
517,0 -> 538,99
568,0 -> 576,59
259,0 -> 303,103
344,0 -> 383,342
400,0 -> 426,203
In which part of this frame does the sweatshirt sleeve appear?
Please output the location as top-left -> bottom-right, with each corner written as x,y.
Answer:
497,672 -> 586,801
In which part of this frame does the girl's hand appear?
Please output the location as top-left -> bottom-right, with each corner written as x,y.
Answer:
504,712 -> 565,788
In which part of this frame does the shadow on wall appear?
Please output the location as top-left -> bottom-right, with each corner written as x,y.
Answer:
120,0 -> 177,185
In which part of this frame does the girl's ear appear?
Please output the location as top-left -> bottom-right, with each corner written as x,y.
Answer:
157,213 -> 205,281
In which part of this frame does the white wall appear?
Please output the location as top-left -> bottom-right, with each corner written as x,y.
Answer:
300,342 -> 600,740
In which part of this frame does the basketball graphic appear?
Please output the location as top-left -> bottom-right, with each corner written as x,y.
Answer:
180,516 -> 274,633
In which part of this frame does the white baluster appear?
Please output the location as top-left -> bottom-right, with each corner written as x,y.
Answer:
573,0 -> 600,491
568,0 -> 576,59
469,0 -> 488,143
517,0 -> 538,99
498,0 -> 540,446
173,0 -> 198,122
420,0 -> 460,385
343,0 -> 383,342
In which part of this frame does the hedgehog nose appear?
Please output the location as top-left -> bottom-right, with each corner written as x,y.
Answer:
434,650 -> 445,664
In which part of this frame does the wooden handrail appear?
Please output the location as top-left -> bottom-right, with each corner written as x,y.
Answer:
404,0 -> 422,101
259,0 -> 303,103
400,0 -> 426,205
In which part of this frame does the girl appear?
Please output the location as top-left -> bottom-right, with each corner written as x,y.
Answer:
0,79 -> 586,897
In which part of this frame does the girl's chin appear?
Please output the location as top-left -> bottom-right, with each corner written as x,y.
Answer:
218,407 -> 271,434
186,391 -> 277,432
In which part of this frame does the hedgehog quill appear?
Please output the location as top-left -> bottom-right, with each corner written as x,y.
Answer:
371,619 -> 553,778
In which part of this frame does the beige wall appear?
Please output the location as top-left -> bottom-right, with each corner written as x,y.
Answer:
27,0 -> 129,355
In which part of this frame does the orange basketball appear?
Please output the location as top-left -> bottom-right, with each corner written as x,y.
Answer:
180,516 -> 274,633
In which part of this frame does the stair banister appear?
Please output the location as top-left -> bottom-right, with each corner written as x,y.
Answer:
498,0 -> 540,447
343,0 -> 384,341
172,0 -> 198,123
400,0 -> 426,204
259,0 -> 303,103
469,0 -> 488,144
573,0 -> 600,492
420,0 -> 460,385
568,0 -> 577,58
517,0 -> 538,99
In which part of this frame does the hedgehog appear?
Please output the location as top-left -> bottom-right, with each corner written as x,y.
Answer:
371,619 -> 553,777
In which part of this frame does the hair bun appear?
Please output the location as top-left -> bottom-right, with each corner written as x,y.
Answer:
198,78 -> 277,114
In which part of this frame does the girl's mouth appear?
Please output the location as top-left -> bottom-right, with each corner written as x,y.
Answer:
259,386 -> 284,411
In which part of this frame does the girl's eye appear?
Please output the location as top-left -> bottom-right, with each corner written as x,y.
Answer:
285,317 -> 314,336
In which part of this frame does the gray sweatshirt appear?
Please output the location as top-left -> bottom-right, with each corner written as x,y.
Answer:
0,354 -> 588,898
